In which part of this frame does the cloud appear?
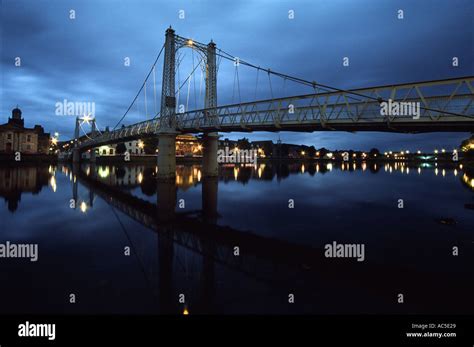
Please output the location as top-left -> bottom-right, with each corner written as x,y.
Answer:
1,0 -> 472,147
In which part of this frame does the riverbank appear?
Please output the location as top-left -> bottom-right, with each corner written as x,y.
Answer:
0,154 -> 57,163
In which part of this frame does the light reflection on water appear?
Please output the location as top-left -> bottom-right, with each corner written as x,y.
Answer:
0,161 -> 473,315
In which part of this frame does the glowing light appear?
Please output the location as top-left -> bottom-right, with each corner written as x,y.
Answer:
326,152 -> 333,159
187,39 -> 193,46
51,137 -> 58,145
138,140 -> 145,149
459,164 -> 463,170
301,164 -> 305,173
80,202 -> 87,213
81,114 -> 92,123
183,307 -> 189,315
233,167 -> 239,180
138,172 -> 143,184
462,174 -> 474,188
54,132 -> 59,138
454,169 -> 458,176
441,149 -> 446,153
442,169 -> 446,177
434,149 -> 438,154
417,150 -> 421,154
326,163 -> 333,171
389,151 -> 393,155
49,176 -> 57,192
417,167 -> 421,175
98,166 -> 110,178
197,170 -> 202,182
435,168 -> 439,176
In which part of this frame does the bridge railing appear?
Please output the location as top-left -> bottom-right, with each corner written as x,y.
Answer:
78,76 -> 473,148
174,76 -> 473,131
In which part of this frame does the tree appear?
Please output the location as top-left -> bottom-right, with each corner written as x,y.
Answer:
369,148 -> 380,157
236,137 -> 251,150
318,147 -> 328,158
116,142 -> 127,154
143,137 -> 158,154
307,145 -> 316,158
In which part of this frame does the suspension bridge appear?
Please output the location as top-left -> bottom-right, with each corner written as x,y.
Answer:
70,27 -> 474,179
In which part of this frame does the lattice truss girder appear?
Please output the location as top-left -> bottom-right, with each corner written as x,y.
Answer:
78,77 -> 473,149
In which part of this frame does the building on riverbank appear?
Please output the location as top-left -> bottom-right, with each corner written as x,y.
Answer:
0,107 -> 50,154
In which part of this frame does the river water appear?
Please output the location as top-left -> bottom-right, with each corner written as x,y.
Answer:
0,161 -> 473,314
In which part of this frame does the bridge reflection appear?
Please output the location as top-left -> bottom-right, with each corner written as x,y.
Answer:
1,162 -> 473,313
60,161 -> 473,313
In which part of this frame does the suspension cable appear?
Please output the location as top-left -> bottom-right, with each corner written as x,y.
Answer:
215,47 -> 467,116
153,66 -> 157,115
113,43 -> 165,130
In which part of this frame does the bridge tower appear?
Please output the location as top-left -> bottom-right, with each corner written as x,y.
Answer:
72,117 -> 81,163
72,116 -> 97,163
157,27 -> 219,179
157,27 -> 178,180
202,40 -> 219,177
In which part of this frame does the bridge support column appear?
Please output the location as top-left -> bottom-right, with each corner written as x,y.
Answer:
157,132 -> 177,180
72,148 -> 81,163
90,149 -> 96,163
202,133 -> 219,177
202,176 -> 218,223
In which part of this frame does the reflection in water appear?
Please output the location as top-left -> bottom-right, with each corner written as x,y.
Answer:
1,161 -> 474,315
2,161 -> 474,214
0,166 -> 51,212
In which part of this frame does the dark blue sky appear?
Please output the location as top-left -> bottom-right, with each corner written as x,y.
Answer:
1,0 -> 472,151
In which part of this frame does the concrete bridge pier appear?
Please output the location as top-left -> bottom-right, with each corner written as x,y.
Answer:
202,176 -> 218,223
72,148 -> 81,163
202,132 -> 219,177
156,178 -> 177,222
157,132 -> 177,181
90,149 -> 96,163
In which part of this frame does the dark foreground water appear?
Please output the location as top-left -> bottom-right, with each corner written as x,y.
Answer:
0,161 -> 473,315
